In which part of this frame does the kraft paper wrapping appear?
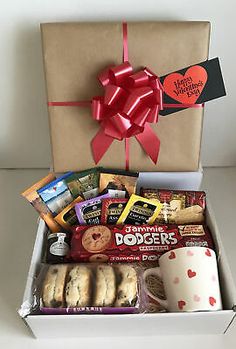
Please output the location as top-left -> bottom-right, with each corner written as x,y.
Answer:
41,22 -> 210,172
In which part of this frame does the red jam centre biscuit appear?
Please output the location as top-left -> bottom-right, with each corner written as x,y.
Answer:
82,225 -> 112,253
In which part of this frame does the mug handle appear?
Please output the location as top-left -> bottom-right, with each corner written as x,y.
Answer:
143,267 -> 168,309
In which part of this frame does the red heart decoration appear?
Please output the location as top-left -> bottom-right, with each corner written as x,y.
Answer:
53,186 -> 57,191
209,296 -> 216,306
205,249 -> 212,257
178,300 -> 186,310
168,251 -> 176,260
187,269 -> 196,278
92,233 -> 101,240
163,66 -> 208,104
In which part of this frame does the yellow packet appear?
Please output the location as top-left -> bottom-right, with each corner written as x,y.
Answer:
116,194 -> 163,225
55,196 -> 83,230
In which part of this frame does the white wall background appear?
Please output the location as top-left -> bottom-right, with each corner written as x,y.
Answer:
0,0 -> 235,168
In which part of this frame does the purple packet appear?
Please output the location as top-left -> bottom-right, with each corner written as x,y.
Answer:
75,193 -> 110,225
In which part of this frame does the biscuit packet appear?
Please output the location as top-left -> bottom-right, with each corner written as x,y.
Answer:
101,198 -> 128,224
140,189 -> 206,224
75,193 -> 110,225
65,168 -> 101,200
19,263 -> 148,316
99,169 -> 139,198
116,194 -> 163,225
21,173 -> 61,233
38,172 -> 74,216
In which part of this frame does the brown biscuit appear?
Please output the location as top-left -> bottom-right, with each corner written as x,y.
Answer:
42,264 -> 67,308
82,225 -> 112,253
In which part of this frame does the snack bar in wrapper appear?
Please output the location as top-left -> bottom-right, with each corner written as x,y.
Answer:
140,189 -> 206,224
70,224 -> 214,263
99,169 -> 138,198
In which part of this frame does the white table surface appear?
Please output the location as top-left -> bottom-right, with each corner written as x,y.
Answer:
0,167 -> 236,348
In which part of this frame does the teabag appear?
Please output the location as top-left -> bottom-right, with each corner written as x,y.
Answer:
38,172 -> 74,216
99,169 -> 139,198
65,168 -> 101,200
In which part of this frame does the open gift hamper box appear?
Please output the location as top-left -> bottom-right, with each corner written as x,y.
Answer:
19,21 -> 236,337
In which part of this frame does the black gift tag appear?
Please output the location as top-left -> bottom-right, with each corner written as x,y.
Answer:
159,58 -> 226,116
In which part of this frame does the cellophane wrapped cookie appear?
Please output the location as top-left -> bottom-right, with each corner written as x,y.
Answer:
20,263 -> 150,316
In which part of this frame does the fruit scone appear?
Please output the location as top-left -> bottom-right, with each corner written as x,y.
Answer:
115,265 -> 138,307
42,264 -> 68,308
65,265 -> 92,307
94,265 -> 116,307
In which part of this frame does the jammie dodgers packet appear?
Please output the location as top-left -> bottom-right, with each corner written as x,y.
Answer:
116,194 -> 163,225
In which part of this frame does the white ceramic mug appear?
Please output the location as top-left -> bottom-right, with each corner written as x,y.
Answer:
143,247 -> 222,312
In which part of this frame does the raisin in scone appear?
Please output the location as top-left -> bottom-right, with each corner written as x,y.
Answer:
94,265 -> 116,306
65,265 -> 91,307
42,264 -> 67,307
115,265 -> 138,307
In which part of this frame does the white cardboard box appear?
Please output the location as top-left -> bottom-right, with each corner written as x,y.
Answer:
19,173 -> 236,338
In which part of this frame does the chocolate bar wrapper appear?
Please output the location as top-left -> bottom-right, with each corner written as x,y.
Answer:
99,169 -> 138,198
140,189 -> 206,224
21,173 -> 61,233
101,198 -> 128,224
70,224 -> 214,263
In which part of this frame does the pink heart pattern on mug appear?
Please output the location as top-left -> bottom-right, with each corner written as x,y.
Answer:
168,251 -> 176,260
209,296 -> 216,306
173,277 -> 179,284
187,269 -> 196,278
193,294 -> 201,302
205,249 -> 212,257
178,300 -> 186,310
187,250 -> 194,256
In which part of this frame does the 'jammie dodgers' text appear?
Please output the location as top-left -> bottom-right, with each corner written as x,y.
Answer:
115,225 -> 178,246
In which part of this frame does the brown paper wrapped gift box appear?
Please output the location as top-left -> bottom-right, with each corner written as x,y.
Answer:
41,22 -> 210,173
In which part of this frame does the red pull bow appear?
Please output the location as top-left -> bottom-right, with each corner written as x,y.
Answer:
91,61 -> 161,164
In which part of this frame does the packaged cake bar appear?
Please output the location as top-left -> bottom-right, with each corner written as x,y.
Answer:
34,263 -> 143,314
99,169 -> 139,198
101,198 -> 128,224
140,189 -> 206,224
117,194 -> 163,225
38,172 -> 74,216
75,193 -> 110,225
21,173 -> 61,233
70,224 -> 214,263
65,168 -> 100,200
54,196 -> 83,231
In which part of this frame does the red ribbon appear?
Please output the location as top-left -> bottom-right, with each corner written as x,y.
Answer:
48,22 -> 202,170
